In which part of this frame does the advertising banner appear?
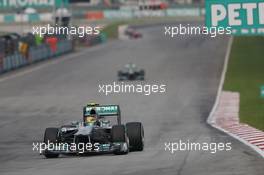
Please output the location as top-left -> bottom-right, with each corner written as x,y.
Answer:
0,0 -> 67,8
206,0 -> 264,35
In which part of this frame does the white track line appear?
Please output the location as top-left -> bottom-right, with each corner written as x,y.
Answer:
207,37 -> 233,125
207,36 -> 264,158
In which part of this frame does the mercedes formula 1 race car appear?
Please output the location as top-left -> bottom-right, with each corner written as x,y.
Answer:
118,63 -> 145,81
42,103 -> 144,158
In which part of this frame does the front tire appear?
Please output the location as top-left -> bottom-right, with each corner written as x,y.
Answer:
139,70 -> 145,80
43,128 -> 60,158
118,71 -> 124,81
111,125 -> 129,155
140,70 -> 145,76
126,122 -> 144,151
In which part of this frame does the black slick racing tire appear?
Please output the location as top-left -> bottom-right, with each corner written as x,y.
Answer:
112,125 -> 129,155
126,122 -> 144,151
43,128 -> 59,158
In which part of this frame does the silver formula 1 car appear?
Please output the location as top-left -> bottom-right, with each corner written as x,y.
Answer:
118,63 -> 145,81
42,103 -> 144,158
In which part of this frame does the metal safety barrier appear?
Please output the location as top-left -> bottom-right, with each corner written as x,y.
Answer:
1,40 -> 73,74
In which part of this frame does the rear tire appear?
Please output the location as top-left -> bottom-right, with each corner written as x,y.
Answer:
126,122 -> 144,151
43,128 -> 59,158
111,125 -> 129,155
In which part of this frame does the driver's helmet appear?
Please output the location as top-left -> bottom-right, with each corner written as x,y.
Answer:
84,108 -> 97,126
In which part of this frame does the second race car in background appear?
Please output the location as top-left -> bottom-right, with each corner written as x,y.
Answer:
125,28 -> 143,39
118,63 -> 145,81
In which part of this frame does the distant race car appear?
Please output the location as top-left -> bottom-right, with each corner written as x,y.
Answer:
125,28 -> 142,39
118,63 -> 145,81
42,103 -> 144,158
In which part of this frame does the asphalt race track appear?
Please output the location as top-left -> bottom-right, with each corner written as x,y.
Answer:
0,23 -> 263,175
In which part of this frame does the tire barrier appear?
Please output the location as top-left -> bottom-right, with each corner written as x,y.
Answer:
1,39 -> 73,74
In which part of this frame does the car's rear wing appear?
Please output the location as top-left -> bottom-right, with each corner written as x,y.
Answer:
83,104 -> 121,124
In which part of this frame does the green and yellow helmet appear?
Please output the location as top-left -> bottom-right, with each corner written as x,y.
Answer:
87,102 -> 99,107
84,107 -> 98,126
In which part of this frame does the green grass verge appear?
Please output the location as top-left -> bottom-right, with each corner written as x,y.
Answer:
223,36 -> 264,131
101,21 -> 127,39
